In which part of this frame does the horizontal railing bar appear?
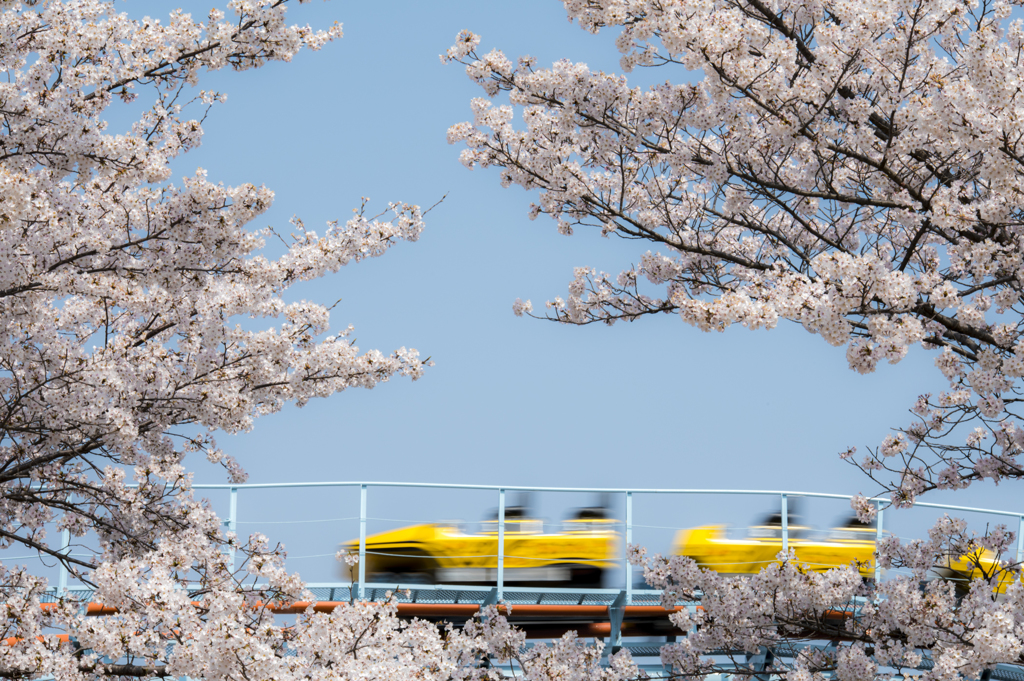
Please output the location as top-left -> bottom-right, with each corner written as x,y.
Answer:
193,482 -> 854,494
186,481 -> 1023,518
906,500 -> 1023,517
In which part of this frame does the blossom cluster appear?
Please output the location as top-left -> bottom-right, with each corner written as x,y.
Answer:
446,0 -> 1024,506
447,0 -> 1024,677
0,1 -> 443,678
631,533 -> 1024,681
0,515 -> 635,681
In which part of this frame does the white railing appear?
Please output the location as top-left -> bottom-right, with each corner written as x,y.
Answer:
74,482 -> 1014,603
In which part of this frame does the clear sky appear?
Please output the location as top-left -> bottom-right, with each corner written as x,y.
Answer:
106,0 -> 1024,583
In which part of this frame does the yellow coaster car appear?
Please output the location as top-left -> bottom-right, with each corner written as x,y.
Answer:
341,507 -> 620,587
672,514 -> 878,578
935,546 -> 1021,596
673,512 -> 1021,595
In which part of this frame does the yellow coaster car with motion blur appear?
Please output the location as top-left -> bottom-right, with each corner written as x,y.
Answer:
672,512 -> 878,578
673,511 -> 1021,595
935,545 -> 1021,596
341,506 -> 619,587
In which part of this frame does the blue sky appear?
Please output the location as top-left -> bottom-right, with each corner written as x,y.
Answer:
106,0 -> 1024,582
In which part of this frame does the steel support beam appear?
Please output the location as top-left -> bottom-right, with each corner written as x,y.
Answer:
358,484 -> 367,600
606,590 -> 627,657
781,493 -> 789,555
876,500 -> 884,584
497,488 -> 506,602
227,486 -> 238,572
625,491 -> 633,604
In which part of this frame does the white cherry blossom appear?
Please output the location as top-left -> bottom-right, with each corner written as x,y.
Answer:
448,0 -> 1024,677
0,2 -> 536,680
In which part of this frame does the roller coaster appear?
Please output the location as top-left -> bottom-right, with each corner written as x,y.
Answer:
44,481 -> 1024,679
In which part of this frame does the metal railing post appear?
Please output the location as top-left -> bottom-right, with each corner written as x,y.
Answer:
497,488 -> 505,602
57,528 -> 70,593
781,493 -> 789,555
358,484 -> 367,600
1017,515 -> 1024,566
625,491 -> 633,604
875,500 -> 884,584
227,486 -> 238,572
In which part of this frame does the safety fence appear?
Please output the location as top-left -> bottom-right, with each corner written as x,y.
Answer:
49,481 -> 1023,604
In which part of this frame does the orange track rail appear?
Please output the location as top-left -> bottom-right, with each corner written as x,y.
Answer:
35,601 -> 686,639
18,602 -> 853,643
46,602 -> 685,618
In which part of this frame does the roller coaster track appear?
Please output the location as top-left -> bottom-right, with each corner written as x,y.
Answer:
40,481 -> 1024,679
35,585 -> 1024,680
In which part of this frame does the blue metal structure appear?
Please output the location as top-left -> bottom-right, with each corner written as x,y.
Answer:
177,481 -> 1024,601
40,481 -> 1024,679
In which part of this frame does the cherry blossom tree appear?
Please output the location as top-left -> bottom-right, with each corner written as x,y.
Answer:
445,0 -> 1024,678
0,1 -> 600,679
